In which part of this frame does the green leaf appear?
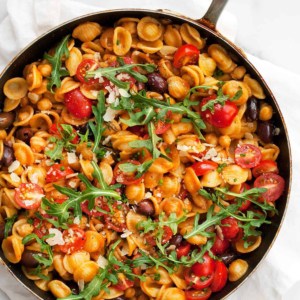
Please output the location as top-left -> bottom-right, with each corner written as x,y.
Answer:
118,160 -> 153,178
45,139 -> 64,161
4,215 -> 17,238
120,107 -> 155,126
44,35 -> 70,92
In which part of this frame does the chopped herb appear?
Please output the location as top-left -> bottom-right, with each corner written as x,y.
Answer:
217,163 -> 227,173
44,35 -> 70,92
118,160 -> 153,178
4,215 -> 17,238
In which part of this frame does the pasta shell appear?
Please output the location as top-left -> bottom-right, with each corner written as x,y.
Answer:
158,45 -> 178,60
163,25 -> 182,47
3,98 -> 20,112
72,22 -> 102,42
65,47 -> 82,76
29,113 -> 52,131
13,105 -> 34,127
199,53 -> 217,76
81,39 -> 104,54
26,64 -> 43,91
137,17 -> 163,41
221,164 -> 249,185
116,17 -> 140,34
3,77 -> 28,100
100,28 -> 114,51
137,39 -> 163,54
113,27 -> 132,56
181,65 -> 205,87
13,142 -> 35,165
180,23 -> 205,49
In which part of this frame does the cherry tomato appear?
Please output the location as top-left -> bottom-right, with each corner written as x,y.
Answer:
113,160 -> 144,185
184,268 -> 214,290
81,197 -> 107,217
145,226 -> 173,246
176,241 -> 191,259
185,289 -> 212,300
234,144 -> 262,168
191,253 -> 215,277
33,218 -> 51,238
173,44 -> 200,68
64,88 -> 92,119
46,164 -> 74,183
76,59 -> 99,84
254,173 -> 285,202
59,226 -> 86,254
190,161 -> 218,176
200,95 -> 238,128
155,120 -> 171,134
236,183 -> 251,212
14,183 -> 44,210
220,217 -> 240,240
118,72 -> 136,88
211,236 -> 230,255
103,202 -> 129,232
113,278 -> 134,291
252,160 -> 279,178
49,123 -> 79,144
210,261 -> 228,292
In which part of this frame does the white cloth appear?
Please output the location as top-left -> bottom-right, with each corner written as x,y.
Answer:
0,0 -> 300,299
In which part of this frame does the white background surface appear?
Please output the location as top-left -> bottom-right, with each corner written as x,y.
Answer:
0,0 -> 300,300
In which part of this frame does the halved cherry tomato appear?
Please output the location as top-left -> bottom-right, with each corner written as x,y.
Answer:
190,161 -> 218,176
184,268 -> 214,290
81,197 -> 107,217
254,173 -> 285,202
234,144 -> 262,168
33,218 -> 51,238
49,123 -> 79,144
252,160 -> 279,178
200,95 -> 238,128
145,226 -> 173,246
176,241 -> 191,259
76,59 -> 99,84
14,183 -> 44,210
210,261 -> 228,292
155,120 -> 171,134
185,289 -> 212,300
211,236 -> 230,255
46,164 -> 74,183
191,253 -> 215,277
113,278 -> 134,291
103,202 -> 129,232
64,88 -> 92,119
59,226 -> 86,254
173,44 -> 200,68
236,183 -> 251,212
220,217 -> 240,240
113,160 -> 144,185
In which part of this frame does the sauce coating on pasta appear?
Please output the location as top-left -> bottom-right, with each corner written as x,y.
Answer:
0,16 -> 285,300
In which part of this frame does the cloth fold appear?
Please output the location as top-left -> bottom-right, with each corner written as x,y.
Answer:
0,1 -> 300,299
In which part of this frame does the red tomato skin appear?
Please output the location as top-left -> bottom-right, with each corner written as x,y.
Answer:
113,160 -> 144,185
220,217 -> 240,240
155,120 -> 171,134
191,253 -> 215,277
190,161 -> 218,176
254,173 -> 285,202
173,44 -> 200,68
46,164 -> 74,183
252,160 -> 279,178
76,59 -> 99,84
210,261 -> 228,292
113,278 -> 134,291
103,203 -> 129,233
81,197 -> 106,217
59,226 -> 86,254
49,123 -> 79,144
184,268 -> 214,290
200,96 -> 238,128
185,288 -> 212,300
14,183 -> 44,210
211,236 -> 230,255
64,88 -> 92,119
234,144 -> 262,169
176,241 -> 191,259
237,183 -> 252,212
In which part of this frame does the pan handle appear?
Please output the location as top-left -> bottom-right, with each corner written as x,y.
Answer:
197,0 -> 229,30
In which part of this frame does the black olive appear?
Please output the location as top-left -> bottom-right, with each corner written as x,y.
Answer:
136,200 -> 155,217
219,251 -> 238,266
147,73 -> 168,94
1,145 -> 15,167
0,222 -> 5,242
0,112 -> 15,130
257,121 -> 275,143
169,234 -> 183,247
21,250 -> 47,268
15,127 -> 33,144
245,97 -> 258,121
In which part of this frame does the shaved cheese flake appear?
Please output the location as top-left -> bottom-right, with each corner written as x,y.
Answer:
10,172 -> 20,182
119,88 -> 130,98
46,228 -> 65,246
102,136 -> 111,145
78,279 -> 85,291
103,107 -> 119,122
73,216 -> 81,225
144,192 -> 152,199
8,160 -> 20,173
30,173 -> 39,184
120,229 -> 133,238
97,255 -> 108,269
67,152 -> 78,164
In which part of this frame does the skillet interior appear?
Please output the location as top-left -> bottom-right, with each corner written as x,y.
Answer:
0,9 -> 291,300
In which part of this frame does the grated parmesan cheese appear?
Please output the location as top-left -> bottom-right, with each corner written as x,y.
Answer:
144,192 -> 152,199
118,88 -> 130,98
10,172 -> 20,182
30,173 -> 39,184
78,279 -> 85,292
97,255 -> 108,269
67,152 -> 78,164
73,216 -> 81,225
120,229 -> 133,238
8,160 -> 20,173
103,107 -> 119,122
46,228 -> 65,246
102,136 -> 111,145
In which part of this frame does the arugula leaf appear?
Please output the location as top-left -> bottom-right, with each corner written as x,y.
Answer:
41,161 -> 121,225
118,160 -> 153,178
120,107 -> 155,126
4,214 -> 17,238
44,35 -> 70,92
86,63 -> 156,89
88,91 -> 106,152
